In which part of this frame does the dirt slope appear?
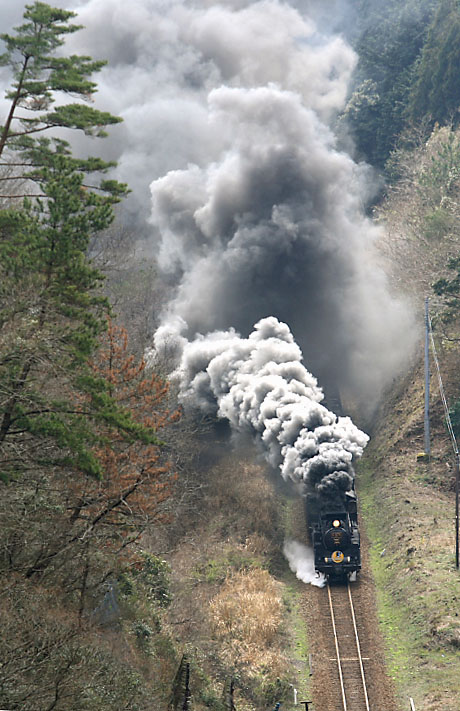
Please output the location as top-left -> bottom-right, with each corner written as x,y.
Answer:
356,357 -> 460,711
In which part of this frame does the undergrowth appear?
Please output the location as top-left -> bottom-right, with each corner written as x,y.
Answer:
162,456 -> 301,711
357,364 -> 460,711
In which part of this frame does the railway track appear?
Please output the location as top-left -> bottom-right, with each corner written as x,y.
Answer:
325,581 -> 371,711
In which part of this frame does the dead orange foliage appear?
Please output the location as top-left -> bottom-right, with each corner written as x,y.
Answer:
68,320 -> 180,557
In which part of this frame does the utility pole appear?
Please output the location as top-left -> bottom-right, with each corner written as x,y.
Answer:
183,661 -> 191,711
456,450 -> 459,570
424,297 -> 430,458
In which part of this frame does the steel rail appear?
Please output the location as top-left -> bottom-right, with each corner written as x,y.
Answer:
347,582 -> 371,711
327,581 -> 371,711
327,583 -> 348,711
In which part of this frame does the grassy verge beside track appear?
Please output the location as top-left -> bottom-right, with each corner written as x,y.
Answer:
356,362 -> 460,711
280,498 -> 313,705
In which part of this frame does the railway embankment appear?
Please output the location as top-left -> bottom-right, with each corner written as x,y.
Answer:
285,495 -> 398,711
357,357 -> 460,711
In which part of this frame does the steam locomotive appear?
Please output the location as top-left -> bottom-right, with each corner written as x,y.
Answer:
309,490 -> 361,581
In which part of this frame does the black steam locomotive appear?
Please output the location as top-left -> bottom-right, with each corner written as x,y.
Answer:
309,490 -> 361,581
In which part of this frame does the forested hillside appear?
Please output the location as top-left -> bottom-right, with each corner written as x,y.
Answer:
0,5 -> 181,708
345,2 -> 460,708
345,0 -> 460,167
1,1 -> 460,710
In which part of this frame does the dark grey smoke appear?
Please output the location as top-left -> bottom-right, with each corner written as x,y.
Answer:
156,316 -> 369,509
151,82 -> 415,406
64,0 -> 358,228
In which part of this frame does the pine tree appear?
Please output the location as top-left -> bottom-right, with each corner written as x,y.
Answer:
0,5 -> 180,708
0,2 -> 121,162
408,0 -> 460,126
0,2 -> 132,479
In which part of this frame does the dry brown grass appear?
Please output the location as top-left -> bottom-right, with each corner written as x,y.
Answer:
206,457 -> 280,539
159,453 -> 293,709
209,568 -> 287,677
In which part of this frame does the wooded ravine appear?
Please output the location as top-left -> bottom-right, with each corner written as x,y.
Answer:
0,2 -> 460,710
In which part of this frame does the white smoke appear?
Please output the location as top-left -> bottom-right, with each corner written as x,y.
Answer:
283,540 -> 325,587
155,316 -> 369,508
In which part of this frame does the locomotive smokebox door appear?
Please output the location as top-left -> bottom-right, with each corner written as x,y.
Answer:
323,521 -> 350,550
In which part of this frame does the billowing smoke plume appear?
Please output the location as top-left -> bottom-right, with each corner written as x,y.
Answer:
142,2 -> 416,407
1,0 -> 416,407
1,0 -> 405,583
159,316 -> 369,510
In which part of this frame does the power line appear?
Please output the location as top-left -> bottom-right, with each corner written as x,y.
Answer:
428,313 -> 459,457
426,306 -> 459,569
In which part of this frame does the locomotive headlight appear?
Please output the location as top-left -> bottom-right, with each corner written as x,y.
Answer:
332,519 -> 341,528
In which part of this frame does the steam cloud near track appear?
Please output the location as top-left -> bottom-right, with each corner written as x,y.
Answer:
283,540 -> 325,587
159,316 -> 369,509
156,314 -> 368,586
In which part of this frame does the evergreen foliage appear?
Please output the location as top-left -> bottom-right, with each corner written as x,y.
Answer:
432,255 -> 460,316
0,5 -> 179,708
448,398 -> 460,438
0,149 -> 134,482
0,1 -> 121,162
344,0 -> 437,167
408,0 -> 460,126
